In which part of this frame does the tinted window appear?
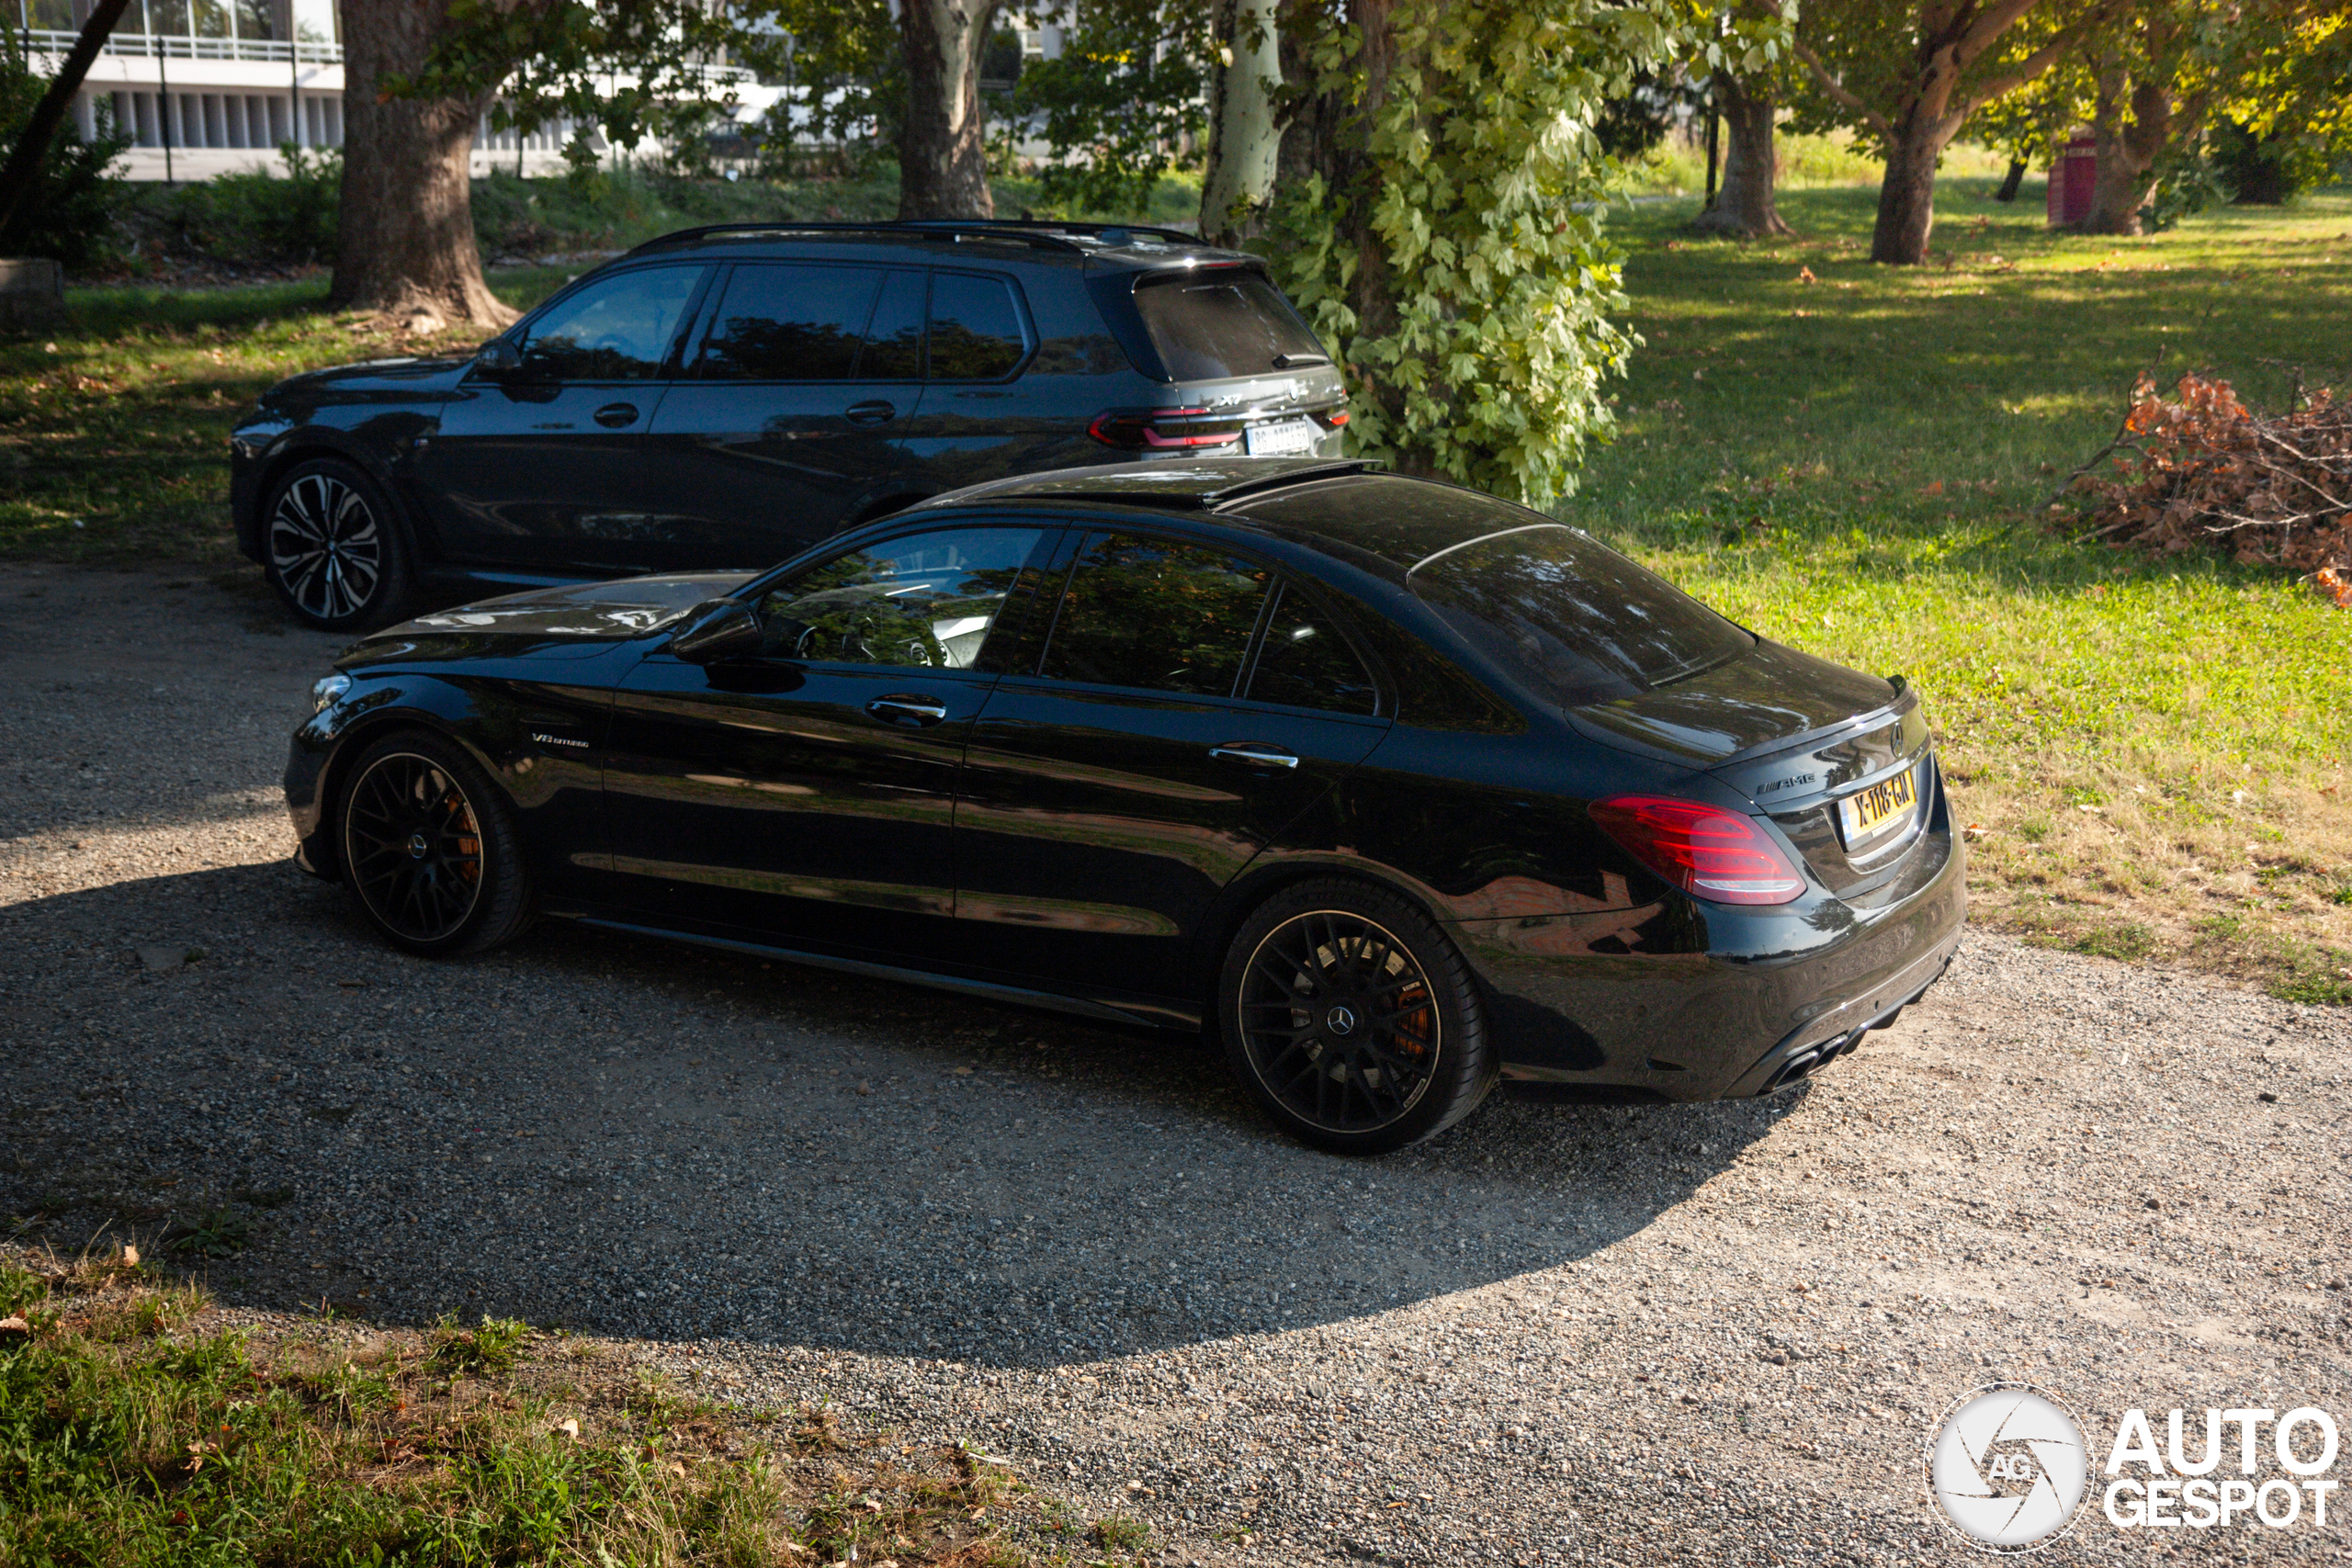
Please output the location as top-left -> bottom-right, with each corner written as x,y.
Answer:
1133,270 -> 1326,380
860,269 -> 927,379
695,264 -> 878,381
758,526 -> 1044,670
1410,525 -> 1753,707
1247,582 -> 1377,715
1040,533 -> 1271,696
929,272 -> 1027,379
518,265 -> 701,380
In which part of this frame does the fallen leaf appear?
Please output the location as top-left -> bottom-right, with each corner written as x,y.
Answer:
1797,265 -> 1816,284
1923,479 -> 1944,496
0,1315 -> 30,1336
554,1418 -> 580,1439
1962,823 -> 1991,840
120,1245 -> 139,1267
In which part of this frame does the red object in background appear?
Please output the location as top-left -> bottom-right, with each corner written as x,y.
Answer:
2049,131 -> 2097,227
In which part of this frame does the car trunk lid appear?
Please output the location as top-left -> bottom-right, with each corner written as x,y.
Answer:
1567,639 -> 1934,897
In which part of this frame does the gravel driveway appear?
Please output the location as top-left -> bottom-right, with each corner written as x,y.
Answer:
6,563 -> 2347,1566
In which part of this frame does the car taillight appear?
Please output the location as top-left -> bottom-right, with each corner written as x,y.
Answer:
1589,795 -> 1806,906
1086,408 -> 1245,450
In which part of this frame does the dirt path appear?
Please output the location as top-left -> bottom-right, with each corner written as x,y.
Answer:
5,564 -> 2346,1565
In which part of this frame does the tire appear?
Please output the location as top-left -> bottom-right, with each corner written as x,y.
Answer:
1218,877 -> 1497,1155
335,729 -> 533,957
262,457 -> 414,631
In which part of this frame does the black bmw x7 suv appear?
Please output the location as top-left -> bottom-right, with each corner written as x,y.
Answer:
230,220 -> 1348,630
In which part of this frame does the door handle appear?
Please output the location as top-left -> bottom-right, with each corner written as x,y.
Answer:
866,694 -> 949,728
594,401 -> 640,428
1209,742 -> 1299,770
845,399 -> 898,427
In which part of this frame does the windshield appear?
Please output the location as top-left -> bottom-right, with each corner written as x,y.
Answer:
1132,269 -> 1327,380
1408,525 -> 1753,708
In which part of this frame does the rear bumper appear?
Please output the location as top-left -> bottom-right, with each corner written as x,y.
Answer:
1458,816 -> 1967,1101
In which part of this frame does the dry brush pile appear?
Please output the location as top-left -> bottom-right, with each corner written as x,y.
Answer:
2064,371 -> 2352,606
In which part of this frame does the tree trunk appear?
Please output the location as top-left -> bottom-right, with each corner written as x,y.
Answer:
1690,73 -> 1789,238
0,0 -> 133,243
329,0 -> 512,331
1870,107 -> 1947,265
897,0 -> 1001,220
1200,0 -> 1282,246
2084,62 -> 2172,236
1995,158 -> 2027,201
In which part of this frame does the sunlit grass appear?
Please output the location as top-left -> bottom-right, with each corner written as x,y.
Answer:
1568,179 -> 2352,999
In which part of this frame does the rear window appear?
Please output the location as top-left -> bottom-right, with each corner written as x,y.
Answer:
1409,525 -> 1752,708
1133,269 -> 1327,381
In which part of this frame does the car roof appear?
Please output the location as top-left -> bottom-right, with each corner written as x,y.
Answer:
911,461 -> 1544,578
622,219 -> 1251,275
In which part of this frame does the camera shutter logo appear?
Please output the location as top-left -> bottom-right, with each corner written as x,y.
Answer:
1926,1384 -> 2089,1552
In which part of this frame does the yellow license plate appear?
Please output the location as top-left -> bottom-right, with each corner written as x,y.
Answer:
1838,767 -> 1917,844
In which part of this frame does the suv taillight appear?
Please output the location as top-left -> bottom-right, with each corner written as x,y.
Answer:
1086,408 -> 1244,450
1589,795 -> 1805,906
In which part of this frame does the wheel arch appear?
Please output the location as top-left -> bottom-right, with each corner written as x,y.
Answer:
308,705 -> 509,884
1187,855 -> 1461,1015
254,437 -> 431,567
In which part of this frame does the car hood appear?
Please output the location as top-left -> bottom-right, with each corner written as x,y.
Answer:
270,355 -> 476,400
1566,637 -> 1902,767
341,572 -> 761,668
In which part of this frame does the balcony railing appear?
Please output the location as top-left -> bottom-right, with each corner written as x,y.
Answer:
21,28 -> 343,65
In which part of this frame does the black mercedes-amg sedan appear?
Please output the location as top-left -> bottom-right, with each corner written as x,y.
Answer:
285,458 -> 1964,1153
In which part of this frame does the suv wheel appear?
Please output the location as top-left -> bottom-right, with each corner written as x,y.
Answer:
264,457 -> 413,630
1218,877 -> 1498,1154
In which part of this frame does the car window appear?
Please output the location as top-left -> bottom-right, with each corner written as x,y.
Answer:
1132,269 -> 1326,380
695,264 -> 880,381
858,270 -> 927,379
1410,524 -> 1753,707
1246,581 -> 1377,715
518,265 -> 702,380
929,272 -> 1027,380
756,526 -> 1045,670
1038,532 -> 1272,697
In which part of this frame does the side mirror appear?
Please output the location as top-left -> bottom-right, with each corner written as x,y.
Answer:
669,598 -> 764,664
475,339 -> 521,377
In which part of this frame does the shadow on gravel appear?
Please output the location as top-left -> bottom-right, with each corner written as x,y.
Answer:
6,864 -> 1794,1370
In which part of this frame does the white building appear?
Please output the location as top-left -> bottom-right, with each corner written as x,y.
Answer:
25,0 -> 612,180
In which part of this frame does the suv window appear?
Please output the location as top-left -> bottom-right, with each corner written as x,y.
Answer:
860,270 -> 927,379
1246,582 -> 1377,715
1132,269 -> 1325,380
518,265 -> 702,380
756,526 -> 1045,670
1038,532 -> 1271,697
929,272 -> 1028,380
695,264 -> 878,381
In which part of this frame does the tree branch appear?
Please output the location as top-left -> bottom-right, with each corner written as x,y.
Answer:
1783,32 -> 1893,140
0,0 -> 134,241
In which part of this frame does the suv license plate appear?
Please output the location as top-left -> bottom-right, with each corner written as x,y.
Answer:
1838,768 -> 1918,845
1244,418 -> 1320,457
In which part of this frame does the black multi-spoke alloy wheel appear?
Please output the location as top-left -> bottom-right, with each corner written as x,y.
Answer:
263,457 -> 413,630
1220,878 -> 1496,1154
337,730 -> 533,956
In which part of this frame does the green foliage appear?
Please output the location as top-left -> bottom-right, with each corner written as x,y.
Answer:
1260,1 -> 1788,509
2210,118 -> 2334,206
1008,0 -> 1212,215
0,26 -> 130,267
138,145 -> 343,270
392,1 -> 793,178
754,0 -> 903,177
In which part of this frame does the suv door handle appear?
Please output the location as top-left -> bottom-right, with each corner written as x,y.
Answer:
866,694 -> 949,727
1209,742 -> 1299,770
845,399 -> 898,427
594,401 -> 640,428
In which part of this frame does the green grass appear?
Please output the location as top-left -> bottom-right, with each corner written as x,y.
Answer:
1569,178 -> 2352,998
0,1249 -> 1144,1567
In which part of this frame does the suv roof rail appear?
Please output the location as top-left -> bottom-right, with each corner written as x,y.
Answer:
623,218 -> 1217,260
